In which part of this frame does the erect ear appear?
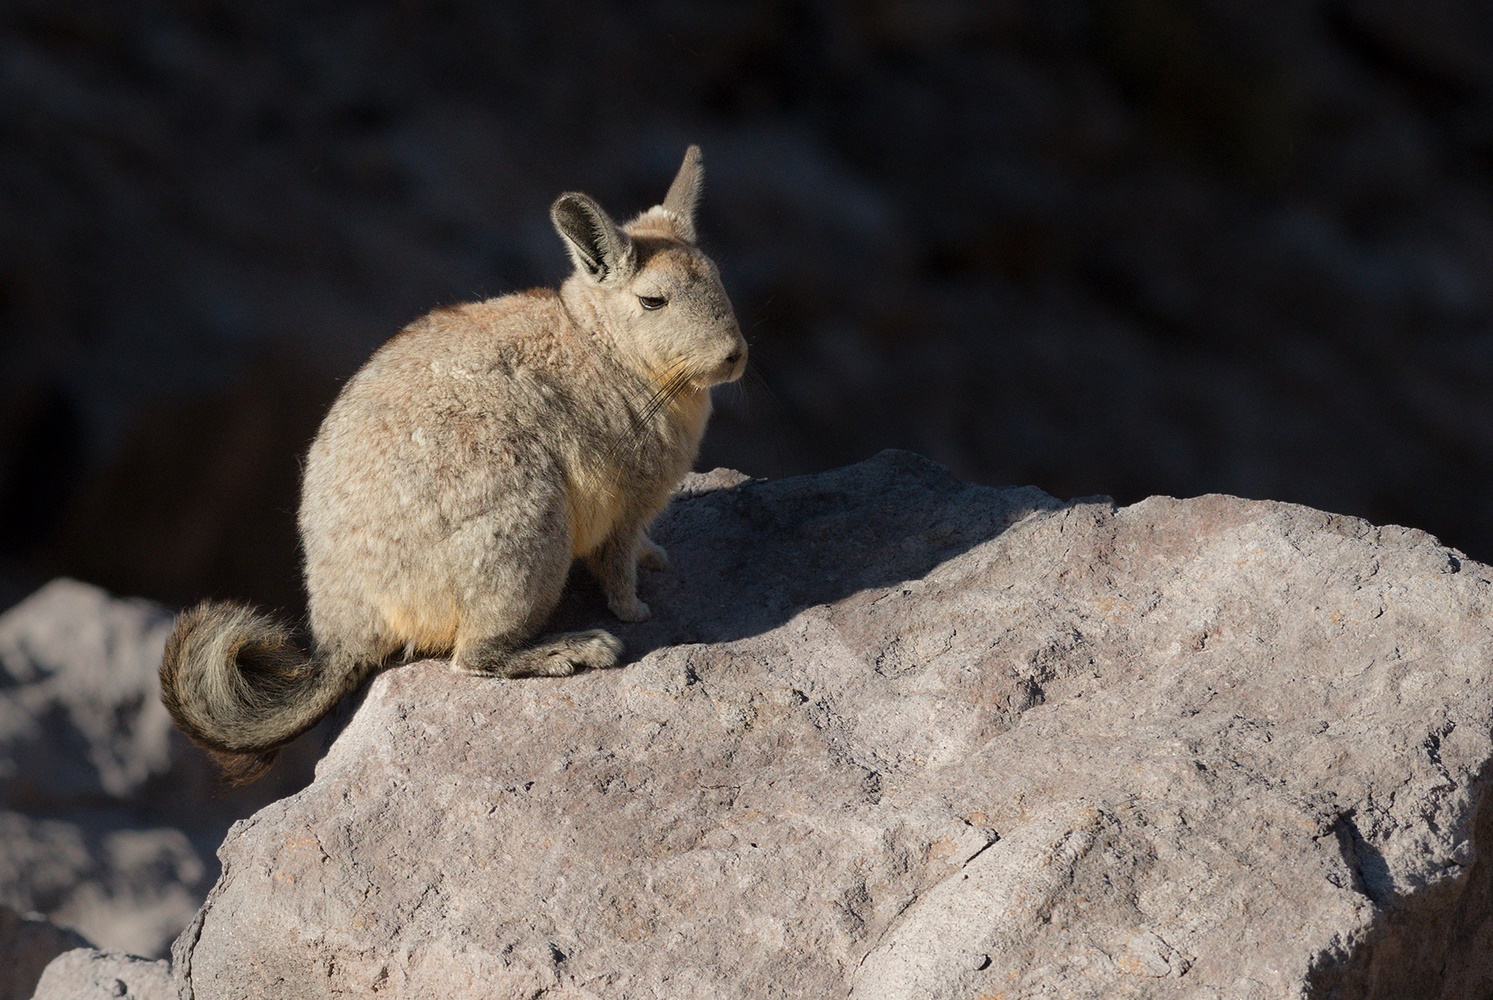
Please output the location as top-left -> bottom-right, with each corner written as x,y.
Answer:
550,193 -> 635,283
659,145 -> 703,243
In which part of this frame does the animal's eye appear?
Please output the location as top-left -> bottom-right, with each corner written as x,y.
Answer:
639,295 -> 667,311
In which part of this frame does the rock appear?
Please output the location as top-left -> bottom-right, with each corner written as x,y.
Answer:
0,906 -> 88,1000
0,579 -> 176,806
30,948 -> 173,1000
0,579 -> 319,957
0,811 -> 206,961
0,581 -> 209,956
174,452 -> 1493,998
0,576 -> 315,814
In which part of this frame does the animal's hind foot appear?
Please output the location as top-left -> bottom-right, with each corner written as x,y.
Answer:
550,629 -> 625,671
451,629 -> 623,678
608,595 -> 652,623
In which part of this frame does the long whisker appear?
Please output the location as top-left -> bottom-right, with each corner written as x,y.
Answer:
739,360 -> 793,477
615,357 -> 685,434
598,358 -> 701,485
639,364 -> 695,426
656,362 -> 698,418
744,361 -> 781,406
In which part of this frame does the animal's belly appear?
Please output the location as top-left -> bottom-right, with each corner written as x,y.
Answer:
381,596 -> 461,653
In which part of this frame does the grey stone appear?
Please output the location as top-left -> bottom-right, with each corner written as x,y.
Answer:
0,906 -> 88,1000
0,579 -> 319,957
0,811 -> 206,961
30,948 -> 173,1000
176,453 -> 1493,998
0,580 -> 176,806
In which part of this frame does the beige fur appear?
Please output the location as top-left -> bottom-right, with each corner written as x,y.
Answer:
159,146 -> 745,783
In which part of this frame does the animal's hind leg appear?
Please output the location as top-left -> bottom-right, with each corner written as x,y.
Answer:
452,626 -> 624,678
447,512 -> 625,678
450,572 -> 623,676
638,532 -> 669,571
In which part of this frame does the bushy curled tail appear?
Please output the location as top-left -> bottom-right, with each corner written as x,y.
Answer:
159,601 -> 371,785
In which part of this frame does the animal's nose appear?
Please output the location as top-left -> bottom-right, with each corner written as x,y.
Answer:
723,348 -> 744,367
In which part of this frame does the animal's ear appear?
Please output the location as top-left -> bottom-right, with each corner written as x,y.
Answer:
551,193 -> 635,283
659,145 -> 703,243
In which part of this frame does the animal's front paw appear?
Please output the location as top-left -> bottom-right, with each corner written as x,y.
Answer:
638,538 -> 670,572
609,596 -> 652,623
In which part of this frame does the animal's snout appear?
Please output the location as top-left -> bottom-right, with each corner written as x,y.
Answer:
717,341 -> 747,382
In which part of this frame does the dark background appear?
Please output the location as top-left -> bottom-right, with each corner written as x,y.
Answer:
3,0 -> 1492,617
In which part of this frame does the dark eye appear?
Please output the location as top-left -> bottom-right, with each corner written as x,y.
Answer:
639,295 -> 667,311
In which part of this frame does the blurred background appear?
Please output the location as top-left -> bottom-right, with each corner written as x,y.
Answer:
3,0 -> 1493,619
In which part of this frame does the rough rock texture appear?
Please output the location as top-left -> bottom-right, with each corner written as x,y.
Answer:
30,948 -> 173,1000
0,906 -> 87,1000
0,579 -> 318,957
176,453 -> 1493,999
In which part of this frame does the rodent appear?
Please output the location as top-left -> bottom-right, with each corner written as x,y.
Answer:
159,146 -> 745,784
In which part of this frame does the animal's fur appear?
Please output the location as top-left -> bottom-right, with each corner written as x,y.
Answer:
159,147 -> 745,784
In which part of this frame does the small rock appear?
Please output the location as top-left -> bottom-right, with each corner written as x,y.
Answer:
29,948 -> 172,1000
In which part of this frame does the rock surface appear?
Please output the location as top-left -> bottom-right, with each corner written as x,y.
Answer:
175,452 -> 1493,998
30,948 -> 173,1000
0,579 -> 318,957
0,906 -> 87,1000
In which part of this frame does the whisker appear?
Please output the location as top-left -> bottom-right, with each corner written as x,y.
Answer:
651,365 -> 696,421
654,363 -> 698,416
738,361 -> 793,478
622,357 -> 686,430
744,361 -> 786,411
599,358 -> 701,483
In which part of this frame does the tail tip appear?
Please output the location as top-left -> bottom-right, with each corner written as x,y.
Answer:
209,747 -> 279,787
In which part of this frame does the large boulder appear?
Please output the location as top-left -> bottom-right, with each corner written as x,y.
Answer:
174,452 -> 1493,998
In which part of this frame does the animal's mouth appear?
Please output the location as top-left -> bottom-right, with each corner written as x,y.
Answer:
709,346 -> 747,386
663,344 -> 746,392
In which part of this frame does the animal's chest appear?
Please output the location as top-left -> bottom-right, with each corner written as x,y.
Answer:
563,389 -> 710,557
566,465 -> 630,557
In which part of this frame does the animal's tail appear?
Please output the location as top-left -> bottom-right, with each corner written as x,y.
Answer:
159,601 -> 373,785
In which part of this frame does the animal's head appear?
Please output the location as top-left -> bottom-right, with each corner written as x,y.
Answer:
551,146 -> 746,390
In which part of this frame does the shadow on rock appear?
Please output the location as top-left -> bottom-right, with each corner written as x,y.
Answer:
1310,769 -> 1493,999
557,449 -> 1071,661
